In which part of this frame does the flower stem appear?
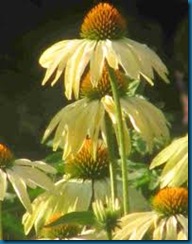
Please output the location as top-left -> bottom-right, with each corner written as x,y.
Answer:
104,113 -> 117,203
106,63 -> 129,214
0,201 -> 3,240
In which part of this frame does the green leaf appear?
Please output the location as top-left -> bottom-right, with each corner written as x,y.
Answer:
45,211 -> 96,228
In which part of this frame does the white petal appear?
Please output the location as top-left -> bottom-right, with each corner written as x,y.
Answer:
114,212 -> 155,240
15,159 -> 56,174
153,219 -> 166,240
104,40 -> 119,69
12,166 -> 55,192
41,40 -> 80,86
65,40 -> 96,99
90,41 -> 105,86
7,169 -> 32,213
39,40 -> 69,67
0,169 -> 7,201
165,216 -> 177,240
129,217 -> 154,240
126,38 -> 169,83
111,39 -> 140,79
176,215 -> 188,237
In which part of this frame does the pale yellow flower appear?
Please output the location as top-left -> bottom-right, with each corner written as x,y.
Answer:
42,67 -> 169,159
23,178 -> 148,235
0,143 -> 56,213
39,2 -> 169,100
114,187 -> 188,240
150,134 -> 188,187
22,140 -> 148,238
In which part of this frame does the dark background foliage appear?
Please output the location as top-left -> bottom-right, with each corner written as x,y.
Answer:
0,0 -> 188,159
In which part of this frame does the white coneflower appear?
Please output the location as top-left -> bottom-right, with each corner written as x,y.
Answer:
39,2 -> 169,100
43,66 -> 169,159
0,143 -> 56,213
114,187 -> 188,240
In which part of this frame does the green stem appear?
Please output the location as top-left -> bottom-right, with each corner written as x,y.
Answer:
104,114 -> 117,203
0,201 -> 3,240
106,228 -> 112,240
106,63 -> 129,215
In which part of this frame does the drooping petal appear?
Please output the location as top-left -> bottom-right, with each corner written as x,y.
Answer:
15,159 -> 57,174
7,169 -> 32,213
90,41 -> 105,86
39,40 -> 69,68
43,98 -> 105,159
125,38 -> 169,83
111,39 -> 140,79
121,96 -> 169,152
12,166 -> 55,192
22,179 -> 92,235
0,169 -> 7,201
104,40 -> 119,70
65,40 -> 96,99
40,40 -> 81,86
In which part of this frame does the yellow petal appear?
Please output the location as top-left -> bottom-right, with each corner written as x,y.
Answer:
90,41 -> 105,86
112,40 -> 140,79
0,169 -> 7,201
39,40 -> 69,67
65,40 -> 96,99
7,169 -> 32,213
126,38 -> 169,83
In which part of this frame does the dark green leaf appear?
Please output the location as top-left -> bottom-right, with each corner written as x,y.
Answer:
45,211 -> 96,228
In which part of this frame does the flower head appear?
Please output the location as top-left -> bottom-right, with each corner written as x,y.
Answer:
40,212 -> 81,239
80,3 -> 127,40
65,139 -> 109,181
80,63 -> 128,99
92,197 -> 121,235
39,2 -> 169,100
152,187 -> 188,217
0,143 -> 14,168
0,143 -> 56,213
150,134 -> 188,187
114,187 -> 188,240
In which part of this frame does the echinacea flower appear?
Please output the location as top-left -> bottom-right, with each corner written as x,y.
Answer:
92,197 -> 121,239
39,212 -> 81,240
43,66 -> 169,159
65,139 -> 109,181
114,187 -> 188,240
0,143 -> 56,213
22,139 -> 149,235
39,2 -> 169,100
150,134 -> 188,187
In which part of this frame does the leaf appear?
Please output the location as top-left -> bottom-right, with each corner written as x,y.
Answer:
45,211 -> 96,228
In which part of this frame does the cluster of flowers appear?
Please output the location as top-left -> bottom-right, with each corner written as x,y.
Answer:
0,2 -> 188,240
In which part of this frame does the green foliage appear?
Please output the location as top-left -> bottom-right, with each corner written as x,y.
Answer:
2,198 -> 26,240
45,211 -> 96,228
128,160 -> 160,199
44,151 -> 65,177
